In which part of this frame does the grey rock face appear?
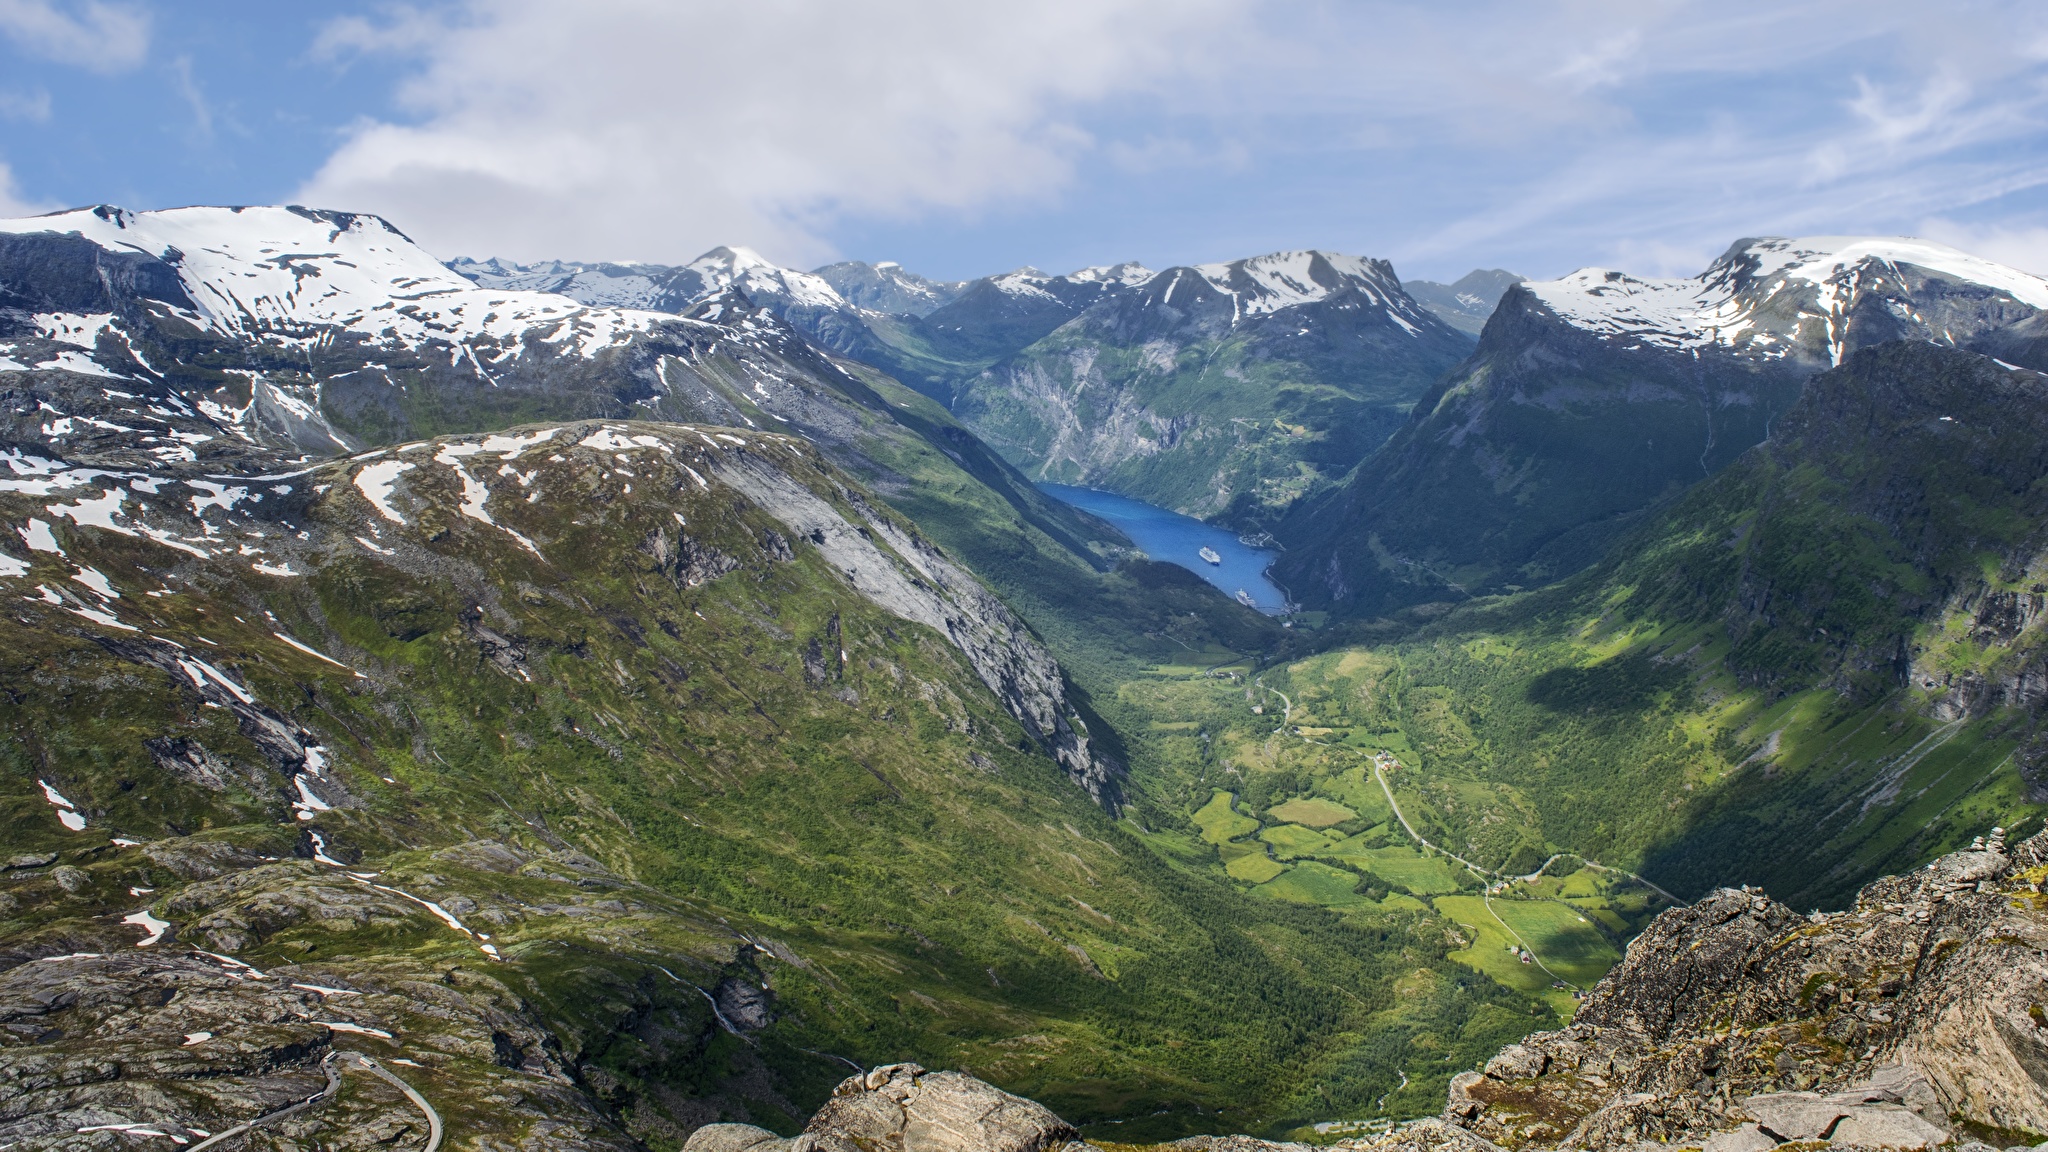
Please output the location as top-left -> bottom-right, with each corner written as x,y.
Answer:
801,1062 -> 1083,1152
685,1122 -> 794,1151
1328,1117 -> 1506,1152
1822,1102 -> 1949,1149
1701,1122 -> 1777,1152
0,950 -> 630,1151
712,450 -> 1118,805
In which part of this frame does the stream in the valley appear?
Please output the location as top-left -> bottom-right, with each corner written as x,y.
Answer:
1037,483 -> 1291,614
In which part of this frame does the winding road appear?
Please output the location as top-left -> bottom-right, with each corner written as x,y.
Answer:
1363,751 -> 1694,989
185,1049 -> 441,1151
1244,670 -> 1690,995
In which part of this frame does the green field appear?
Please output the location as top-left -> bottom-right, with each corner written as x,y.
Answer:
1316,767 -> 1396,824
1433,895 -> 1619,1016
1194,790 -> 1259,844
1343,845 -> 1463,894
1257,861 -> 1372,907
1488,900 -> 1621,988
1434,895 -> 1570,1013
1225,849 -> 1287,883
1261,823 -> 1337,860
1267,797 -> 1357,828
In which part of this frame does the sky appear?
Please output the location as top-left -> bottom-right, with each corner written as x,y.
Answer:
2,1 -> 2047,284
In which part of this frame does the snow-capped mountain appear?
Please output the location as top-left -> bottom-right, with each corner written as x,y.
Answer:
1276,235 -> 2048,614
1524,235 -> 2048,364
811,260 -> 967,316
944,249 -> 1473,524
452,245 -> 848,315
0,205 -> 982,476
1182,250 -> 1437,324
1,205 -> 669,357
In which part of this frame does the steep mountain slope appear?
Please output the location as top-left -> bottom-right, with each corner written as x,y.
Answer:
0,206 -> 1545,1144
1280,236 -> 2048,616
2,205 -> 1254,667
452,245 -> 1471,531
452,250 -> 984,404
1402,269 -> 1526,336
950,252 -> 1474,527
451,246 -> 847,316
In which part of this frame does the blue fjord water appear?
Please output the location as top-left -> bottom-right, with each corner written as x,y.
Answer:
1037,483 -> 1290,614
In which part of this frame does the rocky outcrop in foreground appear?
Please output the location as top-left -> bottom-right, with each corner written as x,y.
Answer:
708,830 -> 2048,1152
685,1063 -> 1087,1152
1414,827 -> 2048,1152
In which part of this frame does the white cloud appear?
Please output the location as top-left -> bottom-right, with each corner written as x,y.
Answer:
1256,0 -> 2048,279
0,0 -> 149,72
0,160 -> 54,217
170,54 -> 211,137
300,0 -> 1248,265
1919,218 -> 2048,278
292,0 -> 2048,278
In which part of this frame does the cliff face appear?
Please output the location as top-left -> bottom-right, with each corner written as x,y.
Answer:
708,446 -> 1114,803
950,256 -> 1471,529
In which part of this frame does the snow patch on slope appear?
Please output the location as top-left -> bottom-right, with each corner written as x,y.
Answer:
1525,235 -> 2048,358
0,205 -> 668,358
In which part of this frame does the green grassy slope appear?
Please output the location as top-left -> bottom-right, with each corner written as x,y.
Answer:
0,419 -> 1535,1143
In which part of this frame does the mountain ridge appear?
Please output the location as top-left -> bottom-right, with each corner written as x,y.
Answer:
1277,234 -> 2048,615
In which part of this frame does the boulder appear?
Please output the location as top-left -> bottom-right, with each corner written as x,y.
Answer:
1701,1122 -> 1776,1152
5,853 -> 55,869
1483,1044 -> 1547,1080
1337,1118 -> 1509,1152
1742,1092 -> 1851,1141
684,1123 -> 792,1152
1826,1104 -> 1950,1150
802,1063 -> 1082,1152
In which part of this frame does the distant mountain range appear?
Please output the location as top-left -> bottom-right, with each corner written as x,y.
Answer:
1275,235 -> 2048,614
456,247 -> 1494,527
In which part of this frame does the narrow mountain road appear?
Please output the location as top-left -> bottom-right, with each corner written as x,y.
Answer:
188,1054 -> 343,1150
1243,673 -> 1683,991
185,1049 -> 443,1151
1369,756 -> 1493,879
1481,890 -> 1578,990
348,1052 -> 444,1151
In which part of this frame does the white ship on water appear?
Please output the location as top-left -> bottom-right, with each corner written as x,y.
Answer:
1198,546 -> 1222,565
1235,589 -> 1258,608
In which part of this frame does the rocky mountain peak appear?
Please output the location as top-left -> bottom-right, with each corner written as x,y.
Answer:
810,259 -> 968,316
1403,268 -> 1527,335
1521,234 -> 2048,365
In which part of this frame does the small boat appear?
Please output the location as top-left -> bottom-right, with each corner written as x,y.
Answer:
1235,589 -> 1257,609
1198,546 -> 1222,565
